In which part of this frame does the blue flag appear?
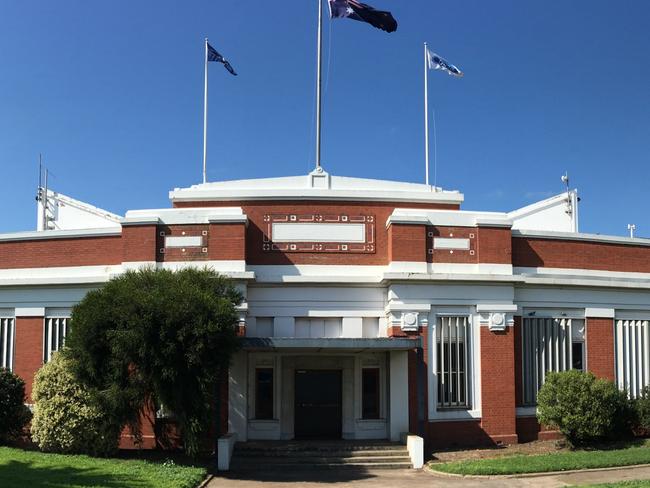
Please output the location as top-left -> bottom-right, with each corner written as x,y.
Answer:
207,43 -> 237,76
328,0 -> 397,33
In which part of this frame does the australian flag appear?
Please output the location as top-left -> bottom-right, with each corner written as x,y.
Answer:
328,0 -> 397,33
207,43 -> 237,76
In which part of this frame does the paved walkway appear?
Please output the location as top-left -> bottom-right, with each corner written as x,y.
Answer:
208,465 -> 650,487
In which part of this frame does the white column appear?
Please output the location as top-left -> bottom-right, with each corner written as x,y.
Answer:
389,350 -> 409,441
228,351 -> 248,441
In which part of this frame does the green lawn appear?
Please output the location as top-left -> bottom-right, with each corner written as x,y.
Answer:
431,441 -> 650,476
0,447 -> 207,488
582,483 -> 650,488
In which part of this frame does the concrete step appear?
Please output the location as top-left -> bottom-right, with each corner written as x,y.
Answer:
234,449 -> 409,458
232,455 -> 411,464
230,461 -> 413,470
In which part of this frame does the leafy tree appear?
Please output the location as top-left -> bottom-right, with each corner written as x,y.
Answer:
65,267 -> 242,456
537,370 -> 634,446
0,368 -> 31,444
31,352 -> 119,455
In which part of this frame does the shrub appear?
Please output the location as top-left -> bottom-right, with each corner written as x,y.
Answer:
537,370 -> 634,446
0,368 -> 31,444
31,352 -> 120,456
634,386 -> 650,434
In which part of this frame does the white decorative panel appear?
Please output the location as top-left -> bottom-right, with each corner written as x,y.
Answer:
165,236 -> 203,248
272,223 -> 365,243
433,238 -> 470,250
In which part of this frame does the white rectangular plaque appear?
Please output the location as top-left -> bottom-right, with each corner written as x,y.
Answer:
165,236 -> 203,248
433,237 -> 470,250
272,223 -> 365,243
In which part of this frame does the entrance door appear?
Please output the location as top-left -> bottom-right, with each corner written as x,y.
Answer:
294,370 -> 342,439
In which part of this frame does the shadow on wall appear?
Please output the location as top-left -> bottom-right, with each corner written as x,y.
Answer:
426,420 -> 503,453
511,238 -> 545,268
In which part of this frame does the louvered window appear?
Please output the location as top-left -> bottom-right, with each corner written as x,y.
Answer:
522,317 -> 585,405
616,320 -> 650,399
0,318 -> 15,370
44,317 -> 69,363
436,316 -> 471,409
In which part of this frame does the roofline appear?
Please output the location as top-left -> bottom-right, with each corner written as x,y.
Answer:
0,227 -> 122,242
512,229 -> 650,247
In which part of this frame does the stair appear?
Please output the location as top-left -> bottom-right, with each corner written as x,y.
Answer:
230,441 -> 413,471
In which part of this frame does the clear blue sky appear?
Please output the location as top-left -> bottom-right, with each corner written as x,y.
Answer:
1,0 -> 649,236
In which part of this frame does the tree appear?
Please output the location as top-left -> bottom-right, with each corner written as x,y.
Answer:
0,368 -> 31,444
65,267 -> 242,456
31,352 -> 120,455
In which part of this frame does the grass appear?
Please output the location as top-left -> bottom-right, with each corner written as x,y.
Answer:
583,483 -> 650,488
431,440 -> 650,476
0,446 -> 207,488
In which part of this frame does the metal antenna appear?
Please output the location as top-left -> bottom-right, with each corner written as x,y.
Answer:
628,224 -> 637,239
561,172 -> 573,217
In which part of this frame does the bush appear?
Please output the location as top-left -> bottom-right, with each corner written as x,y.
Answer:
0,368 -> 31,444
31,352 -> 120,456
537,370 -> 634,446
634,386 -> 650,434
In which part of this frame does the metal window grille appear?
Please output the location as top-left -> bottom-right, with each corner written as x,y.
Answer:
616,320 -> 650,399
43,317 -> 69,363
522,317 -> 584,405
0,318 -> 15,370
436,316 -> 471,409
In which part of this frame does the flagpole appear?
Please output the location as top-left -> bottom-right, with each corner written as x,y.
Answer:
202,37 -> 209,184
315,0 -> 323,170
424,42 -> 430,187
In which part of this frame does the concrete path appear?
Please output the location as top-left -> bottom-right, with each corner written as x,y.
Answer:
207,465 -> 650,487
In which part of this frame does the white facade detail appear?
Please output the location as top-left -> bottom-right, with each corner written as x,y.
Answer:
433,237 -> 470,250
0,316 -> 15,370
271,223 -> 366,243
616,319 -> 650,399
164,236 -> 204,248
37,189 -> 122,231
508,190 -> 579,233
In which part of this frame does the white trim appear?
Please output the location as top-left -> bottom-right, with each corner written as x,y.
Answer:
0,227 -> 121,242
271,222 -> 366,243
164,236 -> 204,248
515,266 -> 650,282
388,209 -> 512,228
616,311 -> 650,321
15,307 -> 45,317
433,238 -> 470,250
513,229 -> 650,247
124,207 -> 246,225
585,308 -> 616,319
476,304 -> 518,313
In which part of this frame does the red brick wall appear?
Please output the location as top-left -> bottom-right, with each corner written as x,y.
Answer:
587,317 -> 616,381
480,326 -> 518,444
477,227 -> 512,264
209,223 -> 246,261
513,237 -> 650,273
0,236 -> 122,269
122,225 -> 158,262
13,316 -> 44,400
174,200 -> 458,266
516,417 -> 561,443
426,420 -> 495,449
389,224 -> 426,262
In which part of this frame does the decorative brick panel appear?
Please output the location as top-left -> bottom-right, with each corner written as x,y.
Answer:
158,225 -> 209,262
174,200 -> 459,266
480,326 -> 517,444
587,317 -> 616,381
513,237 -> 650,273
13,316 -> 44,401
0,236 -> 122,269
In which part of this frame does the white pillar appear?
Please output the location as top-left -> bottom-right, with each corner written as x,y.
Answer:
389,350 -> 410,441
228,351 -> 248,441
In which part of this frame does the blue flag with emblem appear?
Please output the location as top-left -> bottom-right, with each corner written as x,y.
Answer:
427,49 -> 463,77
207,43 -> 237,76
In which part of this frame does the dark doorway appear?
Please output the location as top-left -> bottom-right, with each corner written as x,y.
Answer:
294,369 -> 342,439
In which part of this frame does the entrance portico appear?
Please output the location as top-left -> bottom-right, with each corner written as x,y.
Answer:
228,338 -> 418,442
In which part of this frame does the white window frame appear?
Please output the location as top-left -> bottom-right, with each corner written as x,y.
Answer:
0,316 -> 15,371
615,319 -> 650,399
521,315 -> 585,406
428,310 -> 480,420
43,316 -> 70,363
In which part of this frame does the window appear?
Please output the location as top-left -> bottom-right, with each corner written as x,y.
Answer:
294,318 -> 342,338
522,317 -> 585,405
44,317 -> 69,363
436,316 -> 471,409
255,368 -> 274,420
0,317 -> 15,370
362,368 -> 380,419
615,320 -> 650,399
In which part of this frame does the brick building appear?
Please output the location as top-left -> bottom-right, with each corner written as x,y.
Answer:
1,169 -> 648,451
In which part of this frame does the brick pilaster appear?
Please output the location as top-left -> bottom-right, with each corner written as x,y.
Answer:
587,317 -> 616,381
13,316 -> 44,401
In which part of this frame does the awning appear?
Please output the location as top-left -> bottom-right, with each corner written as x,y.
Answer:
241,337 -> 421,352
